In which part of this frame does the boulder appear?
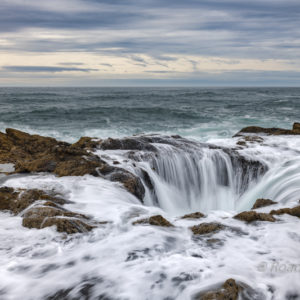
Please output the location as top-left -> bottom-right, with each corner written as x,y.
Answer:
190,222 -> 224,235
181,212 -> 205,219
234,211 -> 276,223
251,198 -> 277,210
234,122 -> 300,137
197,278 -> 241,300
133,215 -> 174,227
270,206 -> 300,218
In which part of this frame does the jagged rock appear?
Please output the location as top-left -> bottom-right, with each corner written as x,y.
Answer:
0,187 -> 67,214
196,278 -> 241,300
133,215 -> 174,227
181,212 -> 205,219
236,135 -> 264,146
234,122 -> 300,137
72,137 -> 101,151
234,211 -> 276,223
0,129 -> 145,201
251,198 -> 277,210
293,122 -> 300,131
100,137 -> 157,151
22,206 -> 94,234
190,222 -> 224,235
0,187 -> 95,234
270,206 -> 300,218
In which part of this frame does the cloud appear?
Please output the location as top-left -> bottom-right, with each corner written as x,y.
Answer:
2,66 -> 98,73
0,0 -> 299,84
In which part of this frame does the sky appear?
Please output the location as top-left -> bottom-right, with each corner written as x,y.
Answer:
0,0 -> 300,86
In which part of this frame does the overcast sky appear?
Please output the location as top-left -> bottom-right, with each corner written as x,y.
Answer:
1,0 -> 300,86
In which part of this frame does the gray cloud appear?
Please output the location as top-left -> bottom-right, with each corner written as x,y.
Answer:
0,0 -> 300,85
3,66 -> 98,73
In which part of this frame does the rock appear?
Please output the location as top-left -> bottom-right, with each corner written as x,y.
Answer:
100,137 -> 157,151
234,211 -> 276,223
197,278 -> 241,300
181,212 -> 205,219
0,187 -> 94,234
236,135 -> 264,147
190,222 -> 224,235
0,128 -> 146,201
0,187 -> 67,214
133,215 -> 174,227
234,123 -> 300,137
270,206 -> 300,218
72,137 -> 101,151
251,198 -> 277,210
293,122 -> 300,131
22,206 -> 94,234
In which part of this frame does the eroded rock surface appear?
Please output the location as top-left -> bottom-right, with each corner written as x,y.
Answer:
234,122 -> 300,137
0,128 -> 145,201
252,198 -> 277,210
196,278 -> 241,300
270,206 -> 300,218
234,211 -> 276,223
190,222 -> 224,235
0,187 -> 95,234
181,212 -> 205,219
133,215 -> 174,227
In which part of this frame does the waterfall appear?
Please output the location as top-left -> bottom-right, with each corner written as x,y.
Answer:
129,142 -> 267,214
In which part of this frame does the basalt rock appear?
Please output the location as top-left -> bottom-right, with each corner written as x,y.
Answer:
196,278 -> 241,300
251,198 -> 277,210
270,206 -> 300,218
0,187 -> 94,234
234,122 -> 300,137
72,136 -> 101,151
0,129 -> 145,201
181,212 -> 205,219
100,137 -> 157,152
234,211 -> 276,223
0,187 -> 67,214
133,215 -> 174,227
236,135 -> 264,147
22,206 -> 94,234
190,222 -> 224,235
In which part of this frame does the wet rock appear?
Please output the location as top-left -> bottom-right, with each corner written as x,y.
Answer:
234,122 -> 300,137
97,165 -> 145,201
236,135 -> 264,147
133,215 -> 174,227
234,211 -> 276,223
196,278 -> 241,300
0,187 -> 67,214
252,198 -> 277,210
100,137 -> 157,151
22,206 -> 94,234
190,222 -> 224,235
293,122 -> 300,131
72,136 -> 101,151
181,212 -> 205,219
0,187 -> 94,234
270,206 -> 300,218
0,129 -> 146,201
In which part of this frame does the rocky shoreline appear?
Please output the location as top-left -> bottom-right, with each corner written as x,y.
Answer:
1,124 -> 300,299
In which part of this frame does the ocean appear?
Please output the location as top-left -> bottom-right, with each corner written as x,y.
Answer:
1,87 -> 299,142
0,87 -> 300,300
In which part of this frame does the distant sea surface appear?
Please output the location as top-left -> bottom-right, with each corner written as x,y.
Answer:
0,87 -> 299,142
